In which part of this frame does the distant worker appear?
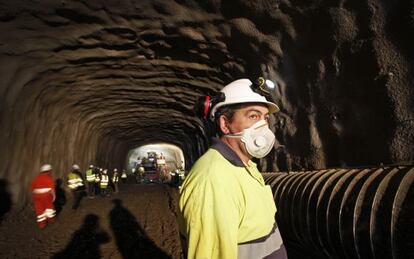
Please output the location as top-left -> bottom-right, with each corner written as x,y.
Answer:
177,161 -> 186,185
94,168 -> 102,196
100,169 -> 110,197
170,170 -> 179,187
137,156 -> 142,164
160,153 -> 166,159
85,165 -> 95,198
30,164 -> 56,229
112,168 -> 119,193
121,169 -> 127,183
177,168 -> 185,185
158,153 -> 166,165
67,164 -> 85,209
137,165 -> 145,183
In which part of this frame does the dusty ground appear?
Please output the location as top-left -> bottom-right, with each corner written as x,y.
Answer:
0,182 -> 182,259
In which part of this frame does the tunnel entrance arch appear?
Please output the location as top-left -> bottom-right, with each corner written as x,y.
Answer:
126,143 -> 185,174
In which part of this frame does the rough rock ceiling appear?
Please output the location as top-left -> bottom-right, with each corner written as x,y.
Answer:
0,0 -> 413,204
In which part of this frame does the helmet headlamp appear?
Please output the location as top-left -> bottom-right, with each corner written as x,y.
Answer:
251,77 -> 276,102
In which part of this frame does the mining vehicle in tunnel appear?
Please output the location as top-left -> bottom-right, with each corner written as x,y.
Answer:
138,151 -> 161,183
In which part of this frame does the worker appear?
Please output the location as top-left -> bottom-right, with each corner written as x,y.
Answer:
169,170 -> 179,187
112,168 -> 119,193
100,169 -> 110,197
85,164 -> 95,198
179,78 -> 287,258
177,160 -> 186,185
67,164 -> 85,209
94,168 -> 102,196
30,164 -> 56,229
177,168 -> 185,186
53,178 -> 66,216
137,156 -> 142,166
158,153 -> 166,166
136,165 -> 145,183
120,169 -> 127,183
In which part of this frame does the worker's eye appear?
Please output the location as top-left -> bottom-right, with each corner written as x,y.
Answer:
248,113 -> 260,120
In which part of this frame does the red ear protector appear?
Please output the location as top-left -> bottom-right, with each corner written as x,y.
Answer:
195,92 -> 225,119
203,95 -> 211,119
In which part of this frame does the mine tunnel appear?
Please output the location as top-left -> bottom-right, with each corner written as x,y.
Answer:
0,0 -> 413,258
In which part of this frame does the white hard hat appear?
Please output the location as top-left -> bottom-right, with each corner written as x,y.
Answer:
72,164 -> 80,170
210,78 -> 279,120
114,168 -> 117,171
89,164 -> 94,168
40,164 -> 52,172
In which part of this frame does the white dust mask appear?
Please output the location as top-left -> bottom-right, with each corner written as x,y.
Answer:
225,120 -> 276,158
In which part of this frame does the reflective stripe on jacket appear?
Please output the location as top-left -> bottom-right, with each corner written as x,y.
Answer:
32,188 -> 52,194
112,172 -> 119,183
86,169 -> 95,182
67,172 -> 84,190
100,175 -> 109,188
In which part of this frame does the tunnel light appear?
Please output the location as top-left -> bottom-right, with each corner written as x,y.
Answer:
127,143 -> 185,172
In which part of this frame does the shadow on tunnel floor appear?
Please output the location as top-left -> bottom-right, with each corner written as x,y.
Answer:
51,214 -> 110,259
110,199 -> 171,259
0,179 -> 12,223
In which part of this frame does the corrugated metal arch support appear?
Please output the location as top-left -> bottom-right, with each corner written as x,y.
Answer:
262,166 -> 414,259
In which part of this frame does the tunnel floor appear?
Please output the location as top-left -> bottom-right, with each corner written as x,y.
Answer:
0,182 -> 182,259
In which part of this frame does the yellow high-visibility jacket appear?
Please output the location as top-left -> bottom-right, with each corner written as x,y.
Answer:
112,172 -> 119,183
100,174 -> 109,188
86,169 -> 95,182
67,172 -> 84,190
179,139 -> 280,259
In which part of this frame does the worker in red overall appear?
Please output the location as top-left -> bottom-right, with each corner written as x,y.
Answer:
30,164 -> 56,229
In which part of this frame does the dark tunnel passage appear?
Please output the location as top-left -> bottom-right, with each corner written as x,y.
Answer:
0,2 -> 413,257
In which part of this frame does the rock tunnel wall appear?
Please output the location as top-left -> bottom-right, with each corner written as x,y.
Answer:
0,0 -> 413,206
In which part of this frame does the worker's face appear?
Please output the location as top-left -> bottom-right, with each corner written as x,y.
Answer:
220,104 -> 270,156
